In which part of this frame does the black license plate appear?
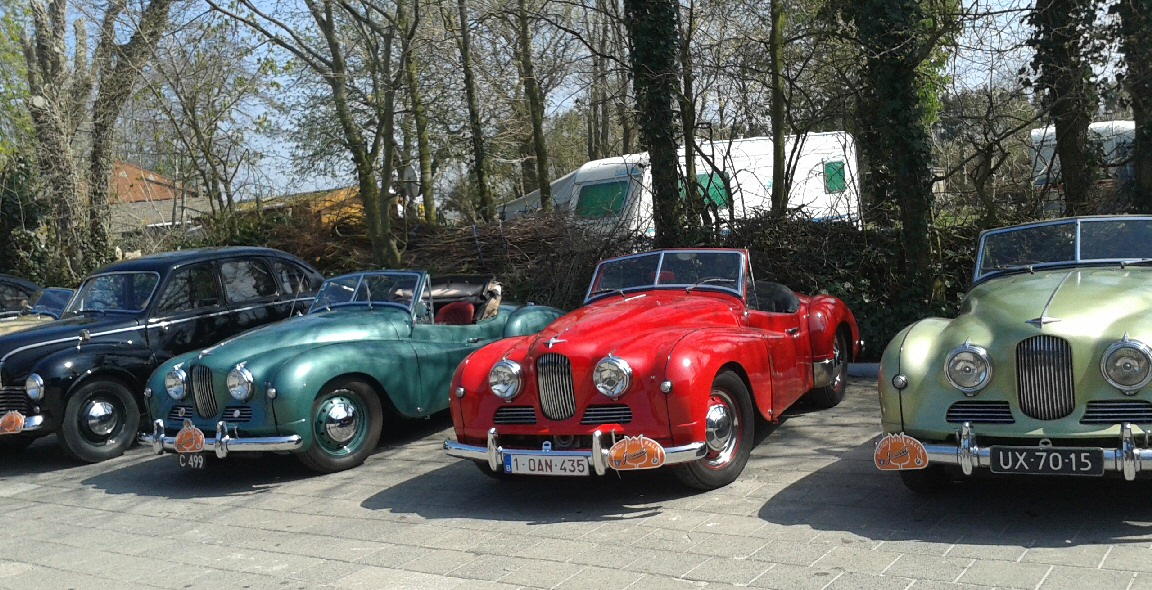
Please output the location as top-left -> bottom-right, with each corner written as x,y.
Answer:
989,446 -> 1104,476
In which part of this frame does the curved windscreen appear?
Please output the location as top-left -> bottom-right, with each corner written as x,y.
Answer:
976,217 -> 1152,282
310,272 -> 421,313
585,250 -> 746,303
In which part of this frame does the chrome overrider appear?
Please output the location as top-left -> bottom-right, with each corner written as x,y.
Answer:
443,428 -> 708,475
141,419 -> 303,459
920,422 -> 1152,481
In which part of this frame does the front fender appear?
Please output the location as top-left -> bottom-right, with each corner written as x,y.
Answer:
663,328 -> 773,443
807,296 -> 861,361
878,317 -> 951,433
31,346 -> 151,431
450,336 -> 532,434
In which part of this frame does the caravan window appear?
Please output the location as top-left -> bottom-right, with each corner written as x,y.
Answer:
575,181 -> 629,218
680,173 -> 731,208
824,161 -> 847,193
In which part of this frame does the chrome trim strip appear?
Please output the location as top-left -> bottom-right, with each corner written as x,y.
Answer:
141,419 -> 302,458
444,428 -> 708,475
904,421 -> 1152,481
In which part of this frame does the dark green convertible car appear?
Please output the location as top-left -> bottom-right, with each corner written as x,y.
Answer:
141,270 -> 562,473
877,215 -> 1152,491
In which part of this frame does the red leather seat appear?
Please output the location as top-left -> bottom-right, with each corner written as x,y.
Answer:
435,301 -> 476,325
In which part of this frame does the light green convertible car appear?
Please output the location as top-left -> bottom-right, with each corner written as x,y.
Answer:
141,270 -> 562,473
877,215 -> 1152,491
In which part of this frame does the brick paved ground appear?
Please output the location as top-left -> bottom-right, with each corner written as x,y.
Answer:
4,374 -> 1152,589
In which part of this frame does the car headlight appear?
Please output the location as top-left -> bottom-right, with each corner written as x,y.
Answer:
593,356 -> 632,399
226,363 -> 254,402
165,368 -> 187,400
489,360 -> 522,400
944,342 -> 991,394
24,373 -> 43,401
1101,338 -> 1152,394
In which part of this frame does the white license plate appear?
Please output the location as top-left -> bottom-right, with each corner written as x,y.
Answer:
504,454 -> 588,476
177,453 -> 206,469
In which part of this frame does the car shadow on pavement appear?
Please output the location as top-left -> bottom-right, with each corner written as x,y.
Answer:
360,459 -> 701,525
77,412 -> 460,500
756,439 -> 1152,548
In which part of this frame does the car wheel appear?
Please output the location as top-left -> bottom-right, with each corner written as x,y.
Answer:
0,433 -> 37,452
899,465 -> 950,494
805,330 -> 848,409
674,371 -> 754,490
58,379 -> 140,463
298,378 -> 383,474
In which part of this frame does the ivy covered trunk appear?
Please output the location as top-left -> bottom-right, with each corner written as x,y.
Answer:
1117,0 -> 1152,213
851,0 -> 936,300
623,0 -> 688,247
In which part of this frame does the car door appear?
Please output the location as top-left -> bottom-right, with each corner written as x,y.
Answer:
220,257 -> 283,334
146,262 -> 231,360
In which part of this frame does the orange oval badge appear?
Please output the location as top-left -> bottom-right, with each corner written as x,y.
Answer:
0,411 -> 25,435
608,435 -> 666,470
874,433 -> 928,470
174,419 -> 206,454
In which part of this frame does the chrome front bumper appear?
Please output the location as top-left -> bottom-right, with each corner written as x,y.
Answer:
443,428 -> 707,475
0,414 -> 44,435
920,422 -> 1152,481
140,419 -> 303,459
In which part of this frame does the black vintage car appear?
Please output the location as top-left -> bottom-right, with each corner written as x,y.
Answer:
0,274 -> 42,319
0,247 -> 324,462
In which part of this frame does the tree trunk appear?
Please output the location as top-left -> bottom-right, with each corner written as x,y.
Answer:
624,0 -> 684,247
1031,0 -> 1097,216
769,0 -> 787,217
1118,0 -> 1152,212
517,0 -> 551,213
455,0 -> 493,221
399,0 -> 437,225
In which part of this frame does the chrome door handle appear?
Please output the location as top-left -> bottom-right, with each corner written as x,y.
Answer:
786,328 -> 800,335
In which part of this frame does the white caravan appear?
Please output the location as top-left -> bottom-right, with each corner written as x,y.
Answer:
1031,120 -> 1135,189
502,131 -> 861,235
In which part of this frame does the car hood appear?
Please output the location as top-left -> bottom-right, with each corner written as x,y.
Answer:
522,291 -> 741,362
191,307 -> 412,367
0,313 -> 141,383
0,316 -> 54,337
947,267 -> 1152,346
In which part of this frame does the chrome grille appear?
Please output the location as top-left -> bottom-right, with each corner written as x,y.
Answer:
0,386 -> 29,414
1081,400 -> 1152,424
494,406 -> 537,425
582,404 -> 633,424
946,401 -> 1014,424
536,353 -> 576,421
189,365 -> 219,419
221,405 -> 253,422
166,405 -> 195,421
1016,335 -> 1075,420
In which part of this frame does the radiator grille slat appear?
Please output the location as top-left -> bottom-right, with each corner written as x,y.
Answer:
189,365 -> 219,419
1081,400 -> 1152,424
494,406 -> 537,425
536,353 -> 576,421
0,386 -> 29,415
581,404 -> 632,425
1016,335 -> 1075,420
946,401 -> 1014,424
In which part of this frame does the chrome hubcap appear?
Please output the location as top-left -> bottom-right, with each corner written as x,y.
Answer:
705,396 -> 734,455
322,397 -> 359,445
84,400 -> 118,437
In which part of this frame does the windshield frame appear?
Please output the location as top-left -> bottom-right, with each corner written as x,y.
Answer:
308,271 -> 425,314
974,215 -> 1152,284
65,271 -> 161,315
584,249 -> 748,305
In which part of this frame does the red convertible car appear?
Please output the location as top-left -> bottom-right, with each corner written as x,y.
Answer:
444,248 -> 861,489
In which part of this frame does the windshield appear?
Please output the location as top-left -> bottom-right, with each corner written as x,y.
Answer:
976,216 -> 1152,282
310,272 -> 422,313
585,250 -> 746,303
27,288 -> 73,318
67,272 -> 160,313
